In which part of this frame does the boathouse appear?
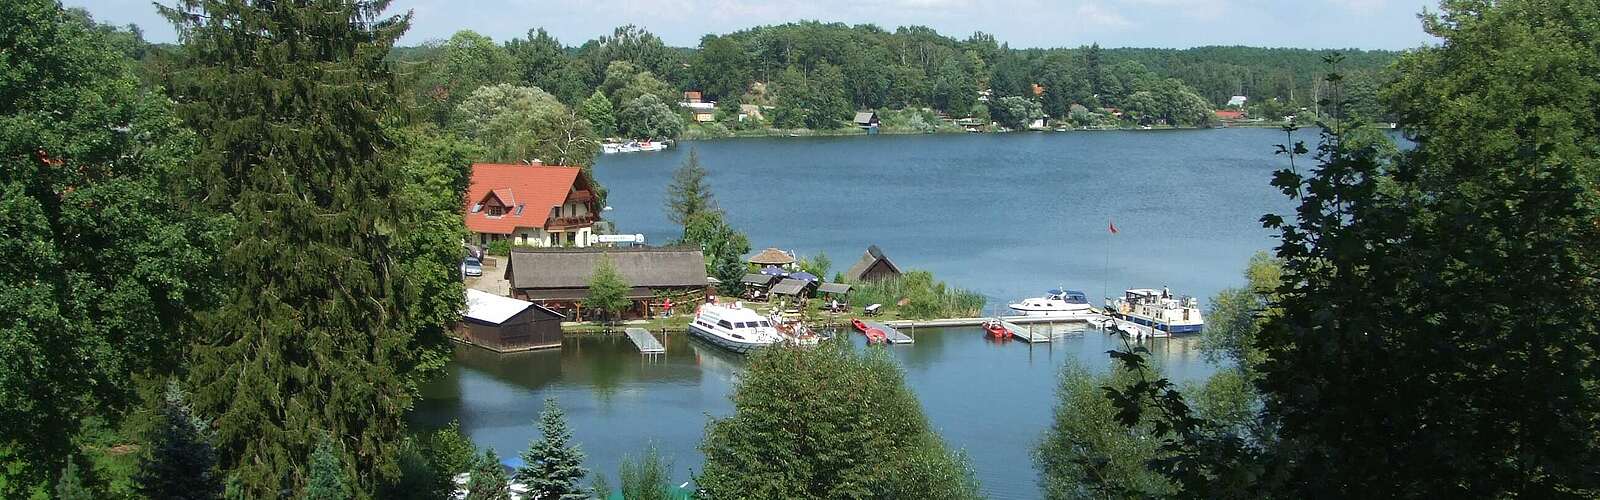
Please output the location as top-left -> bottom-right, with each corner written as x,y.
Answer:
853,111 -> 880,129
457,289 -> 564,352
504,247 -> 708,320
843,245 -> 903,282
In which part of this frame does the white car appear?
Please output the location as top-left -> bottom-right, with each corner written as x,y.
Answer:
461,256 -> 483,277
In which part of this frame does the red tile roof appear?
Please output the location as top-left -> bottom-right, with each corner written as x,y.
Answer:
464,163 -> 586,235
1215,110 -> 1246,120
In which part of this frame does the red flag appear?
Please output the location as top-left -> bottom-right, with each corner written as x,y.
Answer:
1108,221 -> 1120,234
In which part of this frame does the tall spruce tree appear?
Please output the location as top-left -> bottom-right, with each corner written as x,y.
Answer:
134,383 -> 223,500
159,0 -> 453,494
55,459 -> 93,500
306,435 -> 352,500
664,148 -> 718,227
516,398 -> 589,500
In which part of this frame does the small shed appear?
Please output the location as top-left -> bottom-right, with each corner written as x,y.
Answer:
843,245 -> 903,282
748,247 -> 795,266
770,278 -> 814,298
817,282 -> 852,296
853,111 -> 880,129
457,289 -> 565,352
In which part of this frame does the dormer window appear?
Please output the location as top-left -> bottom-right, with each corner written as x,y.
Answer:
488,204 -> 505,216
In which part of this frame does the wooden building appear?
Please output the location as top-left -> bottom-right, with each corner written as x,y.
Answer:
843,245 -> 903,282
457,289 -> 565,352
505,247 -> 708,320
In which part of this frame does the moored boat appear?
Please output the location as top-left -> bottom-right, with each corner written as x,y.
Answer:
1105,288 -> 1203,336
1008,288 -> 1094,317
687,302 -> 784,354
982,319 -> 1012,339
851,318 -> 889,344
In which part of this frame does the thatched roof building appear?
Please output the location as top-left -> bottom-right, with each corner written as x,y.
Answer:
504,247 -> 708,319
748,247 -> 795,266
843,245 -> 903,282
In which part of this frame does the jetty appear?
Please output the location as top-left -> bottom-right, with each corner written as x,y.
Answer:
624,327 -> 665,354
859,320 -> 914,344
885,314 -> 1109,343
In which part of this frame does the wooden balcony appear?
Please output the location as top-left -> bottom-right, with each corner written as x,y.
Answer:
545,214 -> 599,230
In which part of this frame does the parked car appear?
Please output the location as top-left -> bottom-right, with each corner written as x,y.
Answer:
461,256 -> 483,277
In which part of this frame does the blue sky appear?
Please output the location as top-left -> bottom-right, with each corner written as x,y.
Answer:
69,0 -> 1436,50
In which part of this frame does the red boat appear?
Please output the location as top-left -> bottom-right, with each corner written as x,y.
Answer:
983,319 -> 1012,340
851,318 -> 889,344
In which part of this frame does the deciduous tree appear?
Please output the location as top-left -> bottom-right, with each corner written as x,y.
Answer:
585,257 -> 631,326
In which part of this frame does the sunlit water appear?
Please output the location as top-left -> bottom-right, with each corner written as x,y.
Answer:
412,129 -> 1310,498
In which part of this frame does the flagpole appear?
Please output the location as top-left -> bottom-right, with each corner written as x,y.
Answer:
1104,219 -> 1112,313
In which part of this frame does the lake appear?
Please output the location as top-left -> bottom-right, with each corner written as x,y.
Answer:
411,128 -> 1303,499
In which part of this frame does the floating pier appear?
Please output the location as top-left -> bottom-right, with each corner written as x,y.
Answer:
883,314 -> 1110,343
859,320 -> 914,344
624,328 -> 665,354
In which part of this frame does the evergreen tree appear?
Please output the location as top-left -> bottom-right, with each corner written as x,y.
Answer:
55,459 -> 93,500
1,2 -> 220,491
159,1 -> 453,494
580,89 -> 617,138
664,148 -> 719,227
618,447 -> 671,500
516,398 -> 589,500
585,257 -> 632,326
465,450 -> 510,500
306,435 -> 351,500
134,383 -> 222,500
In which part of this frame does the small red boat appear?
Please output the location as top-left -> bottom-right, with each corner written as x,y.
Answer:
983,319 -> 1012,339
851,318 -> 889,344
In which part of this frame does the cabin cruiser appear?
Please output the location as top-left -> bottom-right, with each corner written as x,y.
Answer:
1008,289 -> 1095,317
1105,288 -> 1204,336
687,302 -> 784,354
600,140 -> 670,154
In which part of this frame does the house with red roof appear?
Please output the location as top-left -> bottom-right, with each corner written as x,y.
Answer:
1215,109 -> 1247,121
464,163 -> 602,248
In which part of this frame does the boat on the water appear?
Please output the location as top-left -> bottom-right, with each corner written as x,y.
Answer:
851,318 -> 889,345
687,302 -> 783,354
601,139 -> 671,154
1105,288 -> 1204,336
982,319 -> 1012,340
1008,288 -> 1094,317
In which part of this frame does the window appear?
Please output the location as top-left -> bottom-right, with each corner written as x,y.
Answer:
488,205 -> 505,216
470,203 -> 483,213
717,320 -> 733,329
514,203 -> 525,216
758,321 -> 770,327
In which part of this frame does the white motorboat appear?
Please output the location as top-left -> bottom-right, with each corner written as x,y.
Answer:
601,140 -> 670,154
1008,288 -> 1095,317
686,302 -> 783,354
1105,288 -> 1204,335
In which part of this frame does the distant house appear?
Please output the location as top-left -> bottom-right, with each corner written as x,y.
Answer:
504,247 -> 708,320
1215,110 -> 1247,121
853,111 -> 880,129
844,245 -> 903,282
683,91 -> 704,103
1103,107 -> 1124,117
1031,83 -> 1046,97
689,108 -> 716,122
457,289 -> 564,352
1227,95 -> 1248,108
465,163 -> 601,248
738,104 -> 765,122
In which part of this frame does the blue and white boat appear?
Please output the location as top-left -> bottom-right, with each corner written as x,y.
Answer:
1008,288 -> 1094,317
1105,288 -> 1204,336
687,302 -> 783,354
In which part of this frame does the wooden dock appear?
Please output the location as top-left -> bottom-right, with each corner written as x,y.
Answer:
624,328 -> 665,354
860,320 -> 914,344
885,314 -> 1096,329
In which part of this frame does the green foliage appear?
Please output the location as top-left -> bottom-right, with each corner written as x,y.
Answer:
507,28 -> 583,104
586,257 -> 632,325
1035,363 -> 1178,499
1122,78 -> 1214,126
421,422 -> 479,482
306,435 -> 351,500
618,447 -> 671,500
680,210 -> 752,296
846,271 -> 985,319
0,2 -> 222,492
665,148 -> 719,226
713,253 -> 747,297
465,450 -> 510,500
989,96 -> 1042,129
55,459 -> 93,500
771,65 -> 851,129
410,30 -> 518,124
798,252 -> 832,280
580,25 -> 682,88
617,93 -> 685,139
133,383 -> 221,500
517,398 -> 589,500
581,90 -> 617,138
160,0 -> 452,494
692,35 -> 753,101
698,340 -> 979,498
590,473 -> 614,500
450,83 -> 601,168
379,440 -> 448,500
1198,251 -> 1280,372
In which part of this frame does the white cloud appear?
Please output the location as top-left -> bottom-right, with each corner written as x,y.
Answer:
1075,2 -> 1132,28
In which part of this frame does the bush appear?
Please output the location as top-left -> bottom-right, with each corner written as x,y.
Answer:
846,270 -> 984,319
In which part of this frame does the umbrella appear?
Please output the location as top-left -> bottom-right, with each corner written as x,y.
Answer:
760,265 -> 788,276
788,271 -> 819,282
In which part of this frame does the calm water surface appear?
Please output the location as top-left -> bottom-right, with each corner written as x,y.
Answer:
412,129 -> 1302,499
